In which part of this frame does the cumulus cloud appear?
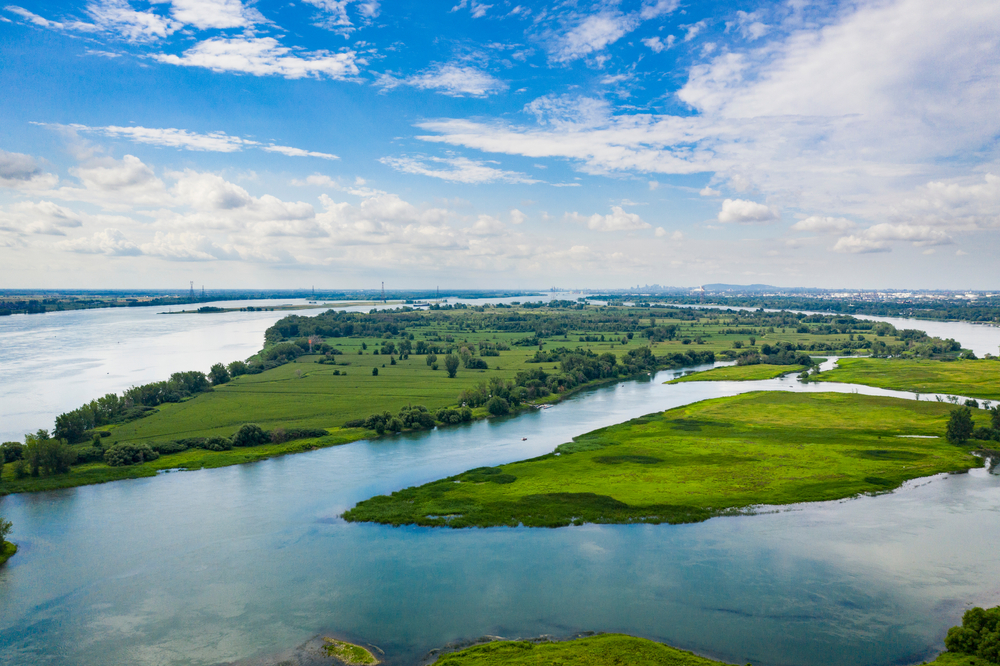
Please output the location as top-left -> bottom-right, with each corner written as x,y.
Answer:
380,155 -> 539,184
642,35 -> 675,53
509,209 -> 526,225
155,37 -> 360,80
140,231 -> 241,261
565,206 -> 651,232
699,186 -> 720,196
378,64 -> 506,97
791,216 -> 857,233
157,0 -> 261,30
718,198 -> 778,224
833,223 -> 953,254
85,0 -> 181,42
0,201 -> 85,235
58,228 -> 141,255
0,149 -> 57,189
303,0 -> 380,34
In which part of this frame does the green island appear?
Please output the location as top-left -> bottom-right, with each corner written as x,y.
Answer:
432,633 -> 729,666
343,391 -> 988,528
0,540 -> 15,567
323,637 -> 379,665
3,304 -> 949,495
816,358 -> 1000,401
668,363 -> 806,383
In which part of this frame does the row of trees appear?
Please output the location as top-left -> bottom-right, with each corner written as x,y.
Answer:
946,406 -> 1000,444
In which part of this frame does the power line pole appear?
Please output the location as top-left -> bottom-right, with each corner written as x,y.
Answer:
381,281 -> 385,303
189,281 -> 194,299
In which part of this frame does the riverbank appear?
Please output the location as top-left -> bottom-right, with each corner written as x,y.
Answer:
429,633 -> 730,665
667,363 -> 805,383
0,541 -> 16,566
344,392 -> 983,528
815,358 -> 1000,401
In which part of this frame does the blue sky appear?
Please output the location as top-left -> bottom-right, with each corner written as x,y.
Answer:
1,0 -> 998,290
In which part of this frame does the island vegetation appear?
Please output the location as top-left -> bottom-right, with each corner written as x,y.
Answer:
322,637 -> 379,665
0,303 -> 965,495
431,633 -> 731,666
668,364 -> 806,383
0,515 -> 14,566
343,392 -> 987,528
816,358 -> 1000,401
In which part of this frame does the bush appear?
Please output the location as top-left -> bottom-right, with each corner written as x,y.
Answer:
75,446 -> 106,464
946,606 -> 1000,663
486,397 -> 510,416
231,424 -> 269,447
151,440 -> 189,455
465,358 -> 488,370
104,442 -> 159,467
203,436 -> 232,451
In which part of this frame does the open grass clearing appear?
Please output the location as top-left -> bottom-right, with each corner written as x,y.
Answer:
344,392 -> 985,528
432,633 -> 729,666
667,364 -> 805,383
816,358 -> 1000,401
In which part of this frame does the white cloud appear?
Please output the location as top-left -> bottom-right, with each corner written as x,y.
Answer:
509,209 -> 526,225
85,0 -> 181,42
157,0 -> 260,30
140,231 -> 240,261
58,228 -> 141,255
682,20 -> 707,42
380,155 -> 539,184
0,149 -> 58,189
791,216 -> 856,233
642,35 -> 675,53
263,145 -> 339,160
548,12 -> 639,63
5,5 -> 64,28
451,0 -> 492,19
729,10 -> 769,40
833,223 -> 953,254
565,206 -> 651,232
302,0 -> 380,34
699,186 -> 720,196
155,37 -> 360,80
378,64 -> 506,97
640,0 -> 680,20
0,201 -> 84,235
718,198 -> 778,224
78,125 -> 255,152
654,227 -> 684,240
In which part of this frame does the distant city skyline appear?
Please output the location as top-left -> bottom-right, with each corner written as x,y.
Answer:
1,0 -> 998,289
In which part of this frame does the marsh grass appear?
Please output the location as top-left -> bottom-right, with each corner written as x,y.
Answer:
817,358 -> 1000,400
667,364 -> 806,383
344,392 -> 983,528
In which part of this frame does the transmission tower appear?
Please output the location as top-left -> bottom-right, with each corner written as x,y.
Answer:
381,281 -> 385,302
189,281 -> 194,299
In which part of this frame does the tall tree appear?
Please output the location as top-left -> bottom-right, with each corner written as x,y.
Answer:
946,406 -> 974,444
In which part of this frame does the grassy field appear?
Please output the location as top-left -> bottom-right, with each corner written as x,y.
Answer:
343,392 -> 984,528
0,541 -> 15,566
668,364 -> 805,383
926,652 -> 994,666
3,306 -> 923,495
323,637 -> 379,665
433,634 -> 729,666
817,358 -> 1000,401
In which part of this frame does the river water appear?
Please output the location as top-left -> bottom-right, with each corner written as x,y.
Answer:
1,301 -> 999,666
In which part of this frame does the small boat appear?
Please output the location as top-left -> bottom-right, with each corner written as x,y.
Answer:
521,437 -> 527,441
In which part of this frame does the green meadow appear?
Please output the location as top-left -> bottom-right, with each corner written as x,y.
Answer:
1,305 -> 933,494
432,634 -> 729,666
343,392 -> 983,528
816,358 -> 1000,401
667,364 -> 806,383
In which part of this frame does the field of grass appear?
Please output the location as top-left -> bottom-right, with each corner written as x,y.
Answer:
817,358 -> 1000,401
926,652 -> 994,666
3,306 -> 922,496
322,637 -> 379,665
433,634 -> 729,666
0,541 -> 16,566
344,392 -> 983,528
0,430 -> 362,494
668,364 -> 805,383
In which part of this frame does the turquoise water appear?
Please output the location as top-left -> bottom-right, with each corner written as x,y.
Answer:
2,367 -> 999,666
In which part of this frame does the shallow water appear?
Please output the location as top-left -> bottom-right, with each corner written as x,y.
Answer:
1,365 -> 998,666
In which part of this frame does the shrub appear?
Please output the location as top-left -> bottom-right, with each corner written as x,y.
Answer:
151,440 -> 189,454
486,397 -> 510,416
104,442 -> 159,467
203,436 -> 232,451
231,424 -> 269,448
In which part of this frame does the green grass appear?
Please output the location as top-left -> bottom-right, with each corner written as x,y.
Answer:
817,358 -> 1000,401
0,541 -> 16,566
668,364 -> 805,383
433,634 -> 730,666
0,431 -> 363,494
924,652 -> 994,666
343,392 -> 983,528
322,637 -> 379,665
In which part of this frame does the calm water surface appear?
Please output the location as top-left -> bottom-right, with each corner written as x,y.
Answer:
1,367 -> 999,666
2,301 -> 999,666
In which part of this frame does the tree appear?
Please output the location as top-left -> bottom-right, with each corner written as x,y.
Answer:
486,397 -> 510,416
444,354 -> 460,378
426,353 -> 438,367
232,423 -> 269,447
945,606 -> 1000,662
23,432 -> 76,476
946,406 -> 974,444
209,363 -> 231,385
372,367 -> 379,376
992,406 -> 1000,431
0,517 -> 11,545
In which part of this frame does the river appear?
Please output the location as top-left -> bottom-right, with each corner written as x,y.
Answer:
0,302 -> 998,666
